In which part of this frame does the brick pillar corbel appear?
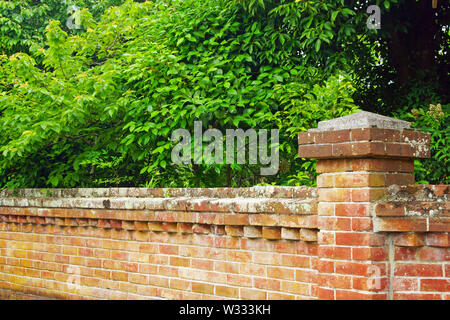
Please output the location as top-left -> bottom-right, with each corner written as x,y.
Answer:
298,111 -> 430,300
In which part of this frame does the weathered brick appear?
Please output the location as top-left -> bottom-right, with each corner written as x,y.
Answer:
318,231 -> 335,245
227,250 -> 252,263
133,221 -> 148,231
318,189 -> 351,202
385,173 -> 414,186
262,227 -> 281,240
393,278 -> 419,291
281,228 -> 300,240
243,226 -> 262,238
318,273 -> 352,290
191,282 -> 214,294
161,222 -> 177,233
315,130 -> 351,144
335,232 -> 385,246
254,278 -> 281,291
318,245 -> 351,260
253,252 -> 281,265
317,174 -> 334,188
170,256 -> 191,268
177,223 -> 193,234
212,225 -> 226,235
420,279 -> 450,292
418,246 -> 449,261
316,159 -> 352,173
192,224 -> 211,234
299,229 -> 318,242
335,261 -> 386,277
335,290 -> 387,300
426,233 -> 450,247
240,288 -> 267,300
375,217 -> 427,232
225,225 -> 244,237
429,217 -> 450,232
335,203 -> 369,217
351,188 -> 386,202
318,203 -> 334,216
319,217 -> 352,231
298,144 -> 332,159
224,214 -> 249,225
394,293 -> 442,300
281,280 -> 310,295
352,247 -> 388,261
249,214 -> 278,226
351,217 -> 373,231
394,233 -> 425,247
334,173 -> 385,187
395,263 -> 443,277
148,222 -> 163,231
216,285 -> 239,298
374,202 -> 405,216
159,244 -> 178,255
298,131 -> 315,145
267,266 -> 295,281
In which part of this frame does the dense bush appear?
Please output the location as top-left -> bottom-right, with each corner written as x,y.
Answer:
0,0 -> 360,188
398,103 -> 450,185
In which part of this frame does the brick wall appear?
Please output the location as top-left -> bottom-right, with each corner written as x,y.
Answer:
375,185 -> 449,300
296,113 -> 449,300
0,112 -> 448,300
0,187 -> 320,300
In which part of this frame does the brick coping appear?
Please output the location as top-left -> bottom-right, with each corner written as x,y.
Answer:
0,186 -> 317,200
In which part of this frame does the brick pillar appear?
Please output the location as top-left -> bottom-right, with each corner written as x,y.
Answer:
298,111 -> 431,300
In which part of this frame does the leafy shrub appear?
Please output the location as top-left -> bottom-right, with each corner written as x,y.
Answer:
0,0 -> 359,188
399,103 -> 449,184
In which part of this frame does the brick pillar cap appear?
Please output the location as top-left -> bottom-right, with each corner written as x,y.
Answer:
298,111 -> 430,159
311,111 -> 411,132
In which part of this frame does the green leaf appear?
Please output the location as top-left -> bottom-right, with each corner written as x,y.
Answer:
315,39 -> 321,52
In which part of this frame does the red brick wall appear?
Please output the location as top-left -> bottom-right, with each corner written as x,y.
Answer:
297,125 -> 449,300
0,187 -> 320,300
374,185 -> 449,300
0,184 -> 447,300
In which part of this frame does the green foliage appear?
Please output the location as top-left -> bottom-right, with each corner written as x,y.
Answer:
0,0 -> 126,56
275,73 -> 359,186
0,0 -> 448,188
0,0 -> 360,188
